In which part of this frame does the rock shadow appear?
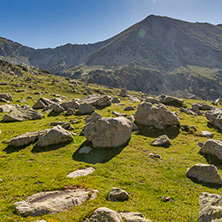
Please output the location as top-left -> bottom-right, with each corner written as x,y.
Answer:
72,140 -> 128,164
3,144 -> 31,154
31,141 -> 73,153
136,124 -> 180,139
187,176 -> 221,189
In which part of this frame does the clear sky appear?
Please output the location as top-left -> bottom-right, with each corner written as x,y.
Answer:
1,0 -> 222,49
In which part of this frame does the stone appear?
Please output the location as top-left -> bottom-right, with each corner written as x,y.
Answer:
200,139 -> 222,161
145,97 -> 159,104
206,108 -> 222,130
0,98 -> 8,103
185,163 -> 222,185
78,146 -> 93,154
109,187 -> 129,202
194,103 -> 213,110
48,104 -> 65,116
2,106 -> 43,122
0,104 -> 17,113
65,108 -> 75,116
191,104 -> 202,115
33,97 -> 55,109
14,188 -> 98,217
36,125 -> 73,147
199,192 -> 222,222
78,103 -> 96,115
83,116 -> 133,148
162,195 -> 172,202
85,207 -> 123,222
180,107 -> 197,116
79,94 -> 111,108
112,97 -> 120,103
200,131 -> 214,138
124,106 -> 135,111
150,135 -> 171,148
61,99 -> 80,110
149,153 -> 162,159
112,111 -> 127,117
158,94 -> 183,107
197,142 -> 204,148
119,89 -> 128,97
134,102 -> 180,129
8,130 -> 49,147
85,112 -> 102,123
67,167 -> 95,178
129,96 -> 141,102
0,93 -> 12,101
120,212 -> 152,222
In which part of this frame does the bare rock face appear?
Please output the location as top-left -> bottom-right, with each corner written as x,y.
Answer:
32,97 -> 55,109
0,93 -> 12,101
200,139 -> 222,161
206,108 -> 222,130
150,135 -> 171,148
79,94 -> 111,108
158,94 -> 183,107
109,187 -> 129,202
83,116 -> 133,148
199,192 -> 222,222
8,130 -> 49,147
14,188 -> 98,217
36,125 -> 73,147
134,102 -> 180,129
2,106 -> 44,122
120,212 -> 152,222
85,207 -> 123,222
185,163 -> 222,185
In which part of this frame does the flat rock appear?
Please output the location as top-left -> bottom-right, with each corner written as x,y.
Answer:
158,94 -> 183,107
185,163 -> 222,185
0,104 -> 17,113
8,130 -> 49,147
120,212 -> 152,222
199,192 -> 222,222
67,167 -> 95,178
200,139 -> 222,161
150,135 -> 171,148
83,116 -> 133,148
14,188 -> 98,217
180,107 -> 197,116
149,153 -> 162,159
36,125 -> 73,147
79,94 -> 111,108
124,106 -> 135,111
109,187 -> 129,202
200,131 -> 214,138
135,102 -> 180,129
85,207 -> 123,222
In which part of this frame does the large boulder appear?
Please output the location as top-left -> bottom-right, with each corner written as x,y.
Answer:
85,207 -> 123,222
78,103 -> 96,115
134,102 -> 180,129
2,106 -> 44,122
32,97 -> 55,109
120,212 -> 152,222
8,130 -> 49,147
0,93 -> 12,101
158,94 -> 183,107
206,108 -> 222,130
61,99 -> 80,110
200,139 -> 222,161
79,94 -> 111,108
185,163 -> 222,185
83,116 -> 133,148
0,104 -> 17,113
14,188 -> 98,217
199,192 -> 222,222
36,125 -> 73,147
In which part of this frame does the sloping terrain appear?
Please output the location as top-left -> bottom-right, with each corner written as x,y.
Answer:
1,61 -> 222,221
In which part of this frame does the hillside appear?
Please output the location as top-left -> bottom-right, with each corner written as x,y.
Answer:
1,60 -> 222,221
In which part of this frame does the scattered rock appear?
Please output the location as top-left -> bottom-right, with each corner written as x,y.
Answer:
194,103 -> 213,110
33,97 -> 55,109
109,187 -> 129,202
200,131 -> 214,138
149,153 -> 162,159
78,103 -> 96,115
150,135 -> 171,148
134,102 -> 180,129
124,106 -> 135,111
79,94 -> 111,108
61,99 -> 80,110
158,94 -> 183,107
85,207 -> 123,222
0,104 -> 17,113
14,188 -> 98,217
112,111 -> 127,117
129,96 -> 141,102
67,167 -> 95,178
199,192 -> 222,222
48,104 -> 65,116
200,139 -> 222,161
162,195 -> 172,202
78,146 -> 93,154
197,142 -> 204,148
112,97 -> 120,103
83,116 -> 133,148
36,125 -> 73,147
120,212 -> 152,222
145,97 -> 159,104
205,108 -> 222,130
119,89 -> 128,97
185,163 -> 222,185
180,107 -> 197,116
65,108 -> 75,116
0,93 -> 12,101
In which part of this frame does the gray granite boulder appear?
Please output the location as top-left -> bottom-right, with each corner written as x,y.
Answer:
78,103 -> 96,115
109,187 -> 129,202
79,94 -> 111,108
150,135 -> 171,148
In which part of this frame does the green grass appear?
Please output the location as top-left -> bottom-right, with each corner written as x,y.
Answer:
0,65 -> 222,222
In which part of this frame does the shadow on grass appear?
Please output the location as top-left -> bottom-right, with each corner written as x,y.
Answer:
31,141 -> 73,153
3,144 -> 30,154
72,140 -> 128,164
207,122 -> 222,133
136,124 -> 180,139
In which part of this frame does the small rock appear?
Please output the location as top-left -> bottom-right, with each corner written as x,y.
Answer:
120,212 -> 152,222
67,167 -> 95,178
112,97 -> 120,103
149,153 -> 162,159
162,195 -> 172,202
109,187 -> 129,202
78,146 -> 92,154
112,111 -> 127,117
124,106 -> 135,111
200,131 -> 214,138
150,135 -> 171,148
78,103 -> 96,115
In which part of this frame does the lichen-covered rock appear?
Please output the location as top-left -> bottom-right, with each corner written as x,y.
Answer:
80,94 -> 111,107
36,125 -> 73,147
185,163 -> 222,185
200,139 -> 222,161
85,207 -> 123,222
199,192 -> 222,222
158,94 -> 183,107
206,108 -> 222,130
109,187 -> 129,202
134,102 -> 180,129
32,97 -> 55,109
150,135 -> 171,148
120,212 -> 152,222
83,116 -> 133,148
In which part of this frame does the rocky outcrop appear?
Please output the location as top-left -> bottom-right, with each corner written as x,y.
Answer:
134,102 -> 180,129
2,106 -> 43,122
185,163 -> 222,185
14,188 -> 98,217
36,125 -> 73,147
206,108 -> 222,130
83,116 -> 133,148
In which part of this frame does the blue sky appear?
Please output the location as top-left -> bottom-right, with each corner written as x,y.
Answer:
1,0 -> 222,49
